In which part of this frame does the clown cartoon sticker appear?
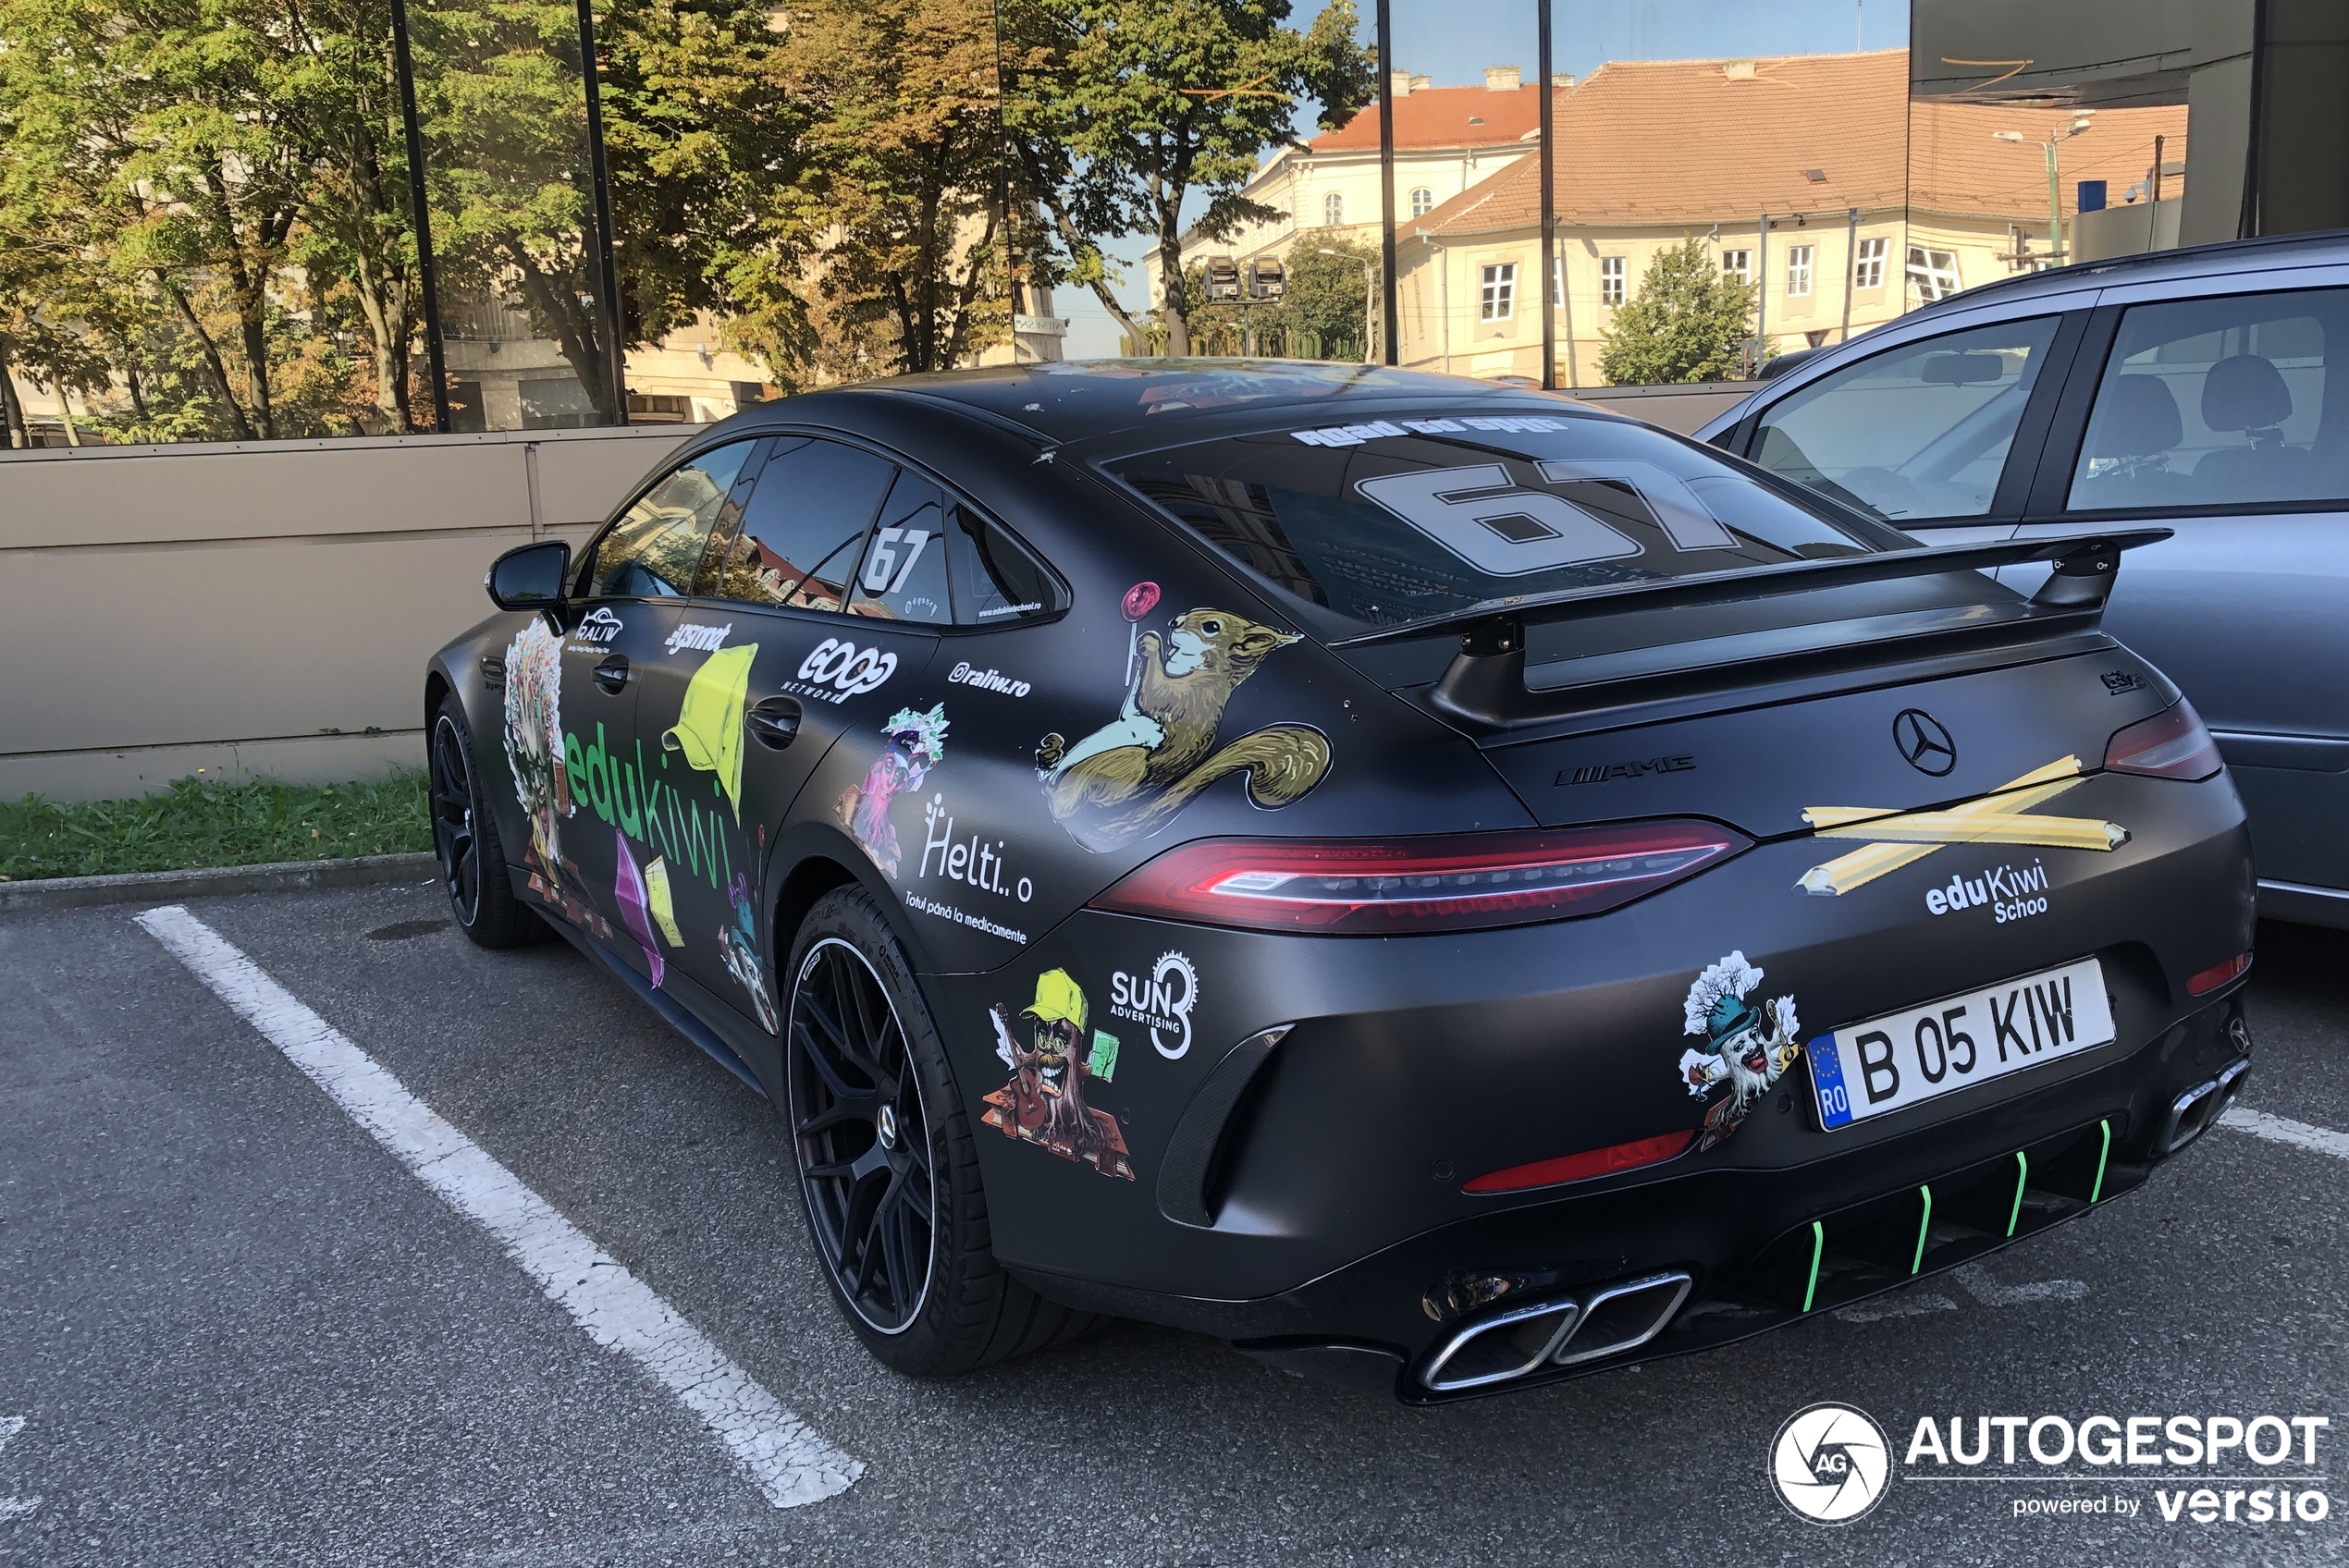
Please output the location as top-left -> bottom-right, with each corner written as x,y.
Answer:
837,704 -> 948,877
1036,600 -> 1331,852
1679,951 -> 1802,1150
981,970 -> 1134,1180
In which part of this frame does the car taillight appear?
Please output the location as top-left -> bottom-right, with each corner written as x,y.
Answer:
1462,1130 -> 1697,1194
2104,698 -> 2223,781
1088,819 -> 1749,935
2187,951 -> 2252,996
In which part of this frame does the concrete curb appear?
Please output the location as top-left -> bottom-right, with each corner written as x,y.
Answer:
0,851 -> 440,913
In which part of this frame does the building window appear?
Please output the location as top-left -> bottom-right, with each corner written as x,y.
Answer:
1600,255 -> 1625,306
1551,255 -> 1563,308
1906,246 -> 1962,302
1480,263 -> 1517,322
1323,191 -> 1345,227
1410,187 -> 1434,218
1853,236 -> 1887,290
1787,244 -> 1814,298
1721,249 -> 1752,286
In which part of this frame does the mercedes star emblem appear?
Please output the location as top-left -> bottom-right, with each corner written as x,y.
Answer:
1892,708 -> 1957,776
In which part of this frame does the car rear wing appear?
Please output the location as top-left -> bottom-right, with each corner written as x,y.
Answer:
1329,529 -> 2172,729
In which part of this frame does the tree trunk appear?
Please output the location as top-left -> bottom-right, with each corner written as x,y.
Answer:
52,383 -> 81,447
166,283 -> 257,440
1157,223 -> 1190,358
0,338 -> 26,448
1019,161 -> 1149,350
510,248 -> 616,423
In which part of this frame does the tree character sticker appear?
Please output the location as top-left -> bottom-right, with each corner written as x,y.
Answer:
1036,601 -> 1331,852
719,871 -> 779,1035
981,970 -> 1134,1181
1679,951 -> 1802,1150
501,619 -> 611,938
836,704 -> 948,878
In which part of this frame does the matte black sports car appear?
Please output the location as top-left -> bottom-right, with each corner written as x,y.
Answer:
426,362 -> 2256,1402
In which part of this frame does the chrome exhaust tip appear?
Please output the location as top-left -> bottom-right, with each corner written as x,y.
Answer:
1420,1296 -> 1580,1393
1552,1270 -> 1695,1366
2157,1057 -> 2249,1158
1418,1268 -> 1696,1391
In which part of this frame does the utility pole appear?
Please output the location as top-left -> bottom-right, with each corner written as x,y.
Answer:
389,0 -> 450,433
1376,0 -> 1398,364
1537,0 -> 1556,390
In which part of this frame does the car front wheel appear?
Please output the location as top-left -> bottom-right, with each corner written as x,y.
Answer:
431,693 -> 545,949
782,886 -> 1102,1376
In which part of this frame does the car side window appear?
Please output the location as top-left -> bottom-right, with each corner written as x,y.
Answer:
1749,315 -> 2063,524
848,469 -> 953,624
583,439 -> 756,599
707,435 -> 896,612
2067,288 -> 2349,511
946,501 -> 1065,624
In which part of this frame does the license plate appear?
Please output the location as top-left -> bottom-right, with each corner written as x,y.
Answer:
1808,958 -> 2114,1130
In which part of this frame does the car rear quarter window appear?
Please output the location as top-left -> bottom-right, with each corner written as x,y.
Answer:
847,470 -> 953,625
707,435 -> 895,612
584,439 -> 756,599
1106,410 -> 1897,631
1748,315 -> 2062,525
945,501 -> 1065,625
2067,288 -> 2349,511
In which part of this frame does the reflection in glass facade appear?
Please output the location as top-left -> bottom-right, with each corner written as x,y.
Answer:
6,1 -> 2346,447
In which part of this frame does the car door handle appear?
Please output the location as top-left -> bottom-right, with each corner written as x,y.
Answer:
593,655 -> 630,694
748,695 -> 803,750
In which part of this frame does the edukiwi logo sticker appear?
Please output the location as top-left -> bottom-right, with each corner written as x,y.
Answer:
982,970 -> 1134,1181
1036,595 -> 1332,852
837,704 -> 947,878
1679,951 -> 1801,1151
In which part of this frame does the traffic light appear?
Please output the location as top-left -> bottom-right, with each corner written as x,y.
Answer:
1249,257 -> 1285,300
1204,256 -> 1241,300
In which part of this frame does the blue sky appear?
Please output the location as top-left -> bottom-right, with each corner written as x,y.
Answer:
1057,0 -> 1912,356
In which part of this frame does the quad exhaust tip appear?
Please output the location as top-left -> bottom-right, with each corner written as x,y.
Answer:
1419,1270 -> 1694,1392
2157,1057 -> 2249,1158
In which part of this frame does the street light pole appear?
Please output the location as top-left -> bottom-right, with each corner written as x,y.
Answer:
1994,116 -> 2092,269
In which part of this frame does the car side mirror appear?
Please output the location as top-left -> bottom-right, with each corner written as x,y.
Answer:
486,540 -> 572,619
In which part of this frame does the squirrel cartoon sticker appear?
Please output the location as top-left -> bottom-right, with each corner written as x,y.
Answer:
982,970 -> 1134,1180
1678,950 -> 1802,1150
1035,594 -> 1331,852
837,704 -> 948,878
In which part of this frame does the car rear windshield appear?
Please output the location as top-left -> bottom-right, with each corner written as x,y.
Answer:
1105,410 -> 1905,630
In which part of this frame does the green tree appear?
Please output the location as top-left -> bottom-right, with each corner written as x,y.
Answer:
1596,238 -> 1761,386
1003,0 -> 1372,357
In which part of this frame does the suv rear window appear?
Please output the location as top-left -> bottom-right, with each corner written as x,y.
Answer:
1106,410 -> 1900,629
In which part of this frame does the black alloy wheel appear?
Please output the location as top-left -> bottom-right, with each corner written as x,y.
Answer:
431,692 -> 544,949
431,711 -> 483,923
787,936 -> 937,1334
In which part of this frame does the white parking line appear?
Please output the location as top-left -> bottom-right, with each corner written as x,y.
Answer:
0,1416 -> 38,1521
136,905 -> 860,1510
2221,1104 -> 2349,1162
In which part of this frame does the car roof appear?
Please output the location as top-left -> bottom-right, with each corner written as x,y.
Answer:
850,360 -> 1568,446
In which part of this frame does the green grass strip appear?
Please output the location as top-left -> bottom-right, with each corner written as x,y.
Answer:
2091,1119 -> 2111,1204
1802,1220 -> 1824,1313
1911,1184 -> 1934,1276
2007,1149 -> 2029,1238
0,771 -> 430,881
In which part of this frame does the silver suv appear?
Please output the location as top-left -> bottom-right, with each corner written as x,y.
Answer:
1699,233 -> 2349,929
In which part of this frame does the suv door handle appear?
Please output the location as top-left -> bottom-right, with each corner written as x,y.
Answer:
748,694 -> 803,750
593,655 -> 630,694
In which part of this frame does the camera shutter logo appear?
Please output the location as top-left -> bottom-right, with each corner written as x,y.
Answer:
1770,1403 -> 1890,1525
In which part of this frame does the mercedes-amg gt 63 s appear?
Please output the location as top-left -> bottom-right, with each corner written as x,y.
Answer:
427,362 -> 2255,1402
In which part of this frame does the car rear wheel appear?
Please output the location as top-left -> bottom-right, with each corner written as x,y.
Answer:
783,886 -> 1104,1376
431,694 -> 545,949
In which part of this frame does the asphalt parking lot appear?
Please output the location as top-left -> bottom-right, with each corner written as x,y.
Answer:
2,882 -> 2343,1566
